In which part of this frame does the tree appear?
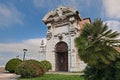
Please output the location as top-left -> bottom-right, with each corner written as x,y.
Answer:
75,19 -> 120,69
75,19 -> 120,80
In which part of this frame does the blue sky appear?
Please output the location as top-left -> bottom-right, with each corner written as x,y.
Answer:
0,0 -> 120,66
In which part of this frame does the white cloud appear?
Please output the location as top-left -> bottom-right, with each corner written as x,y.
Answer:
104,20 -> 120,32
0,38 -> 46,66
102,0 -> 120,19
102,0 -> 120,38
0,3 -> 23,27
0,57 -> 4,60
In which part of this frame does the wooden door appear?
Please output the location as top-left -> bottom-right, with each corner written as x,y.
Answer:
56,52 -> 68,71
55,42 -> 68,71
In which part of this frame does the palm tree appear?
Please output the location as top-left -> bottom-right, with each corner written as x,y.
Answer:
75,19 -> 120,69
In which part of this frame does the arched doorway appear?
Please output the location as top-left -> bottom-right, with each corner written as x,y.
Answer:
55,42 -> 68,71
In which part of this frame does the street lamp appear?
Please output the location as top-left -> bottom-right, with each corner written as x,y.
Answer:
23,49 -> 27,61
40,40 -> 46,60
16,55 -> 19,59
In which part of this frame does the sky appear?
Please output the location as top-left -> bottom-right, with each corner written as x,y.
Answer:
0,0 -> 120,67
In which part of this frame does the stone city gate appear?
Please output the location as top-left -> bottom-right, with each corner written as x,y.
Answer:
42,6 -> 90,72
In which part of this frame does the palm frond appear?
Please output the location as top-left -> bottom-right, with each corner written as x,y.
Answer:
75,18 -> 120,69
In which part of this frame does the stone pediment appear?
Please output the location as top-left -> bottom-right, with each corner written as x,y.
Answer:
42,6 -> 82,23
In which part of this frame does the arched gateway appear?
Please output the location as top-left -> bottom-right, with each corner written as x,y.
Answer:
42,6 -> 90,72
55,42 -> 68,71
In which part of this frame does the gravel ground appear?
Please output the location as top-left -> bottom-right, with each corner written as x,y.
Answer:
0,67 -> 20,80
0,73 -> 20,80
0,67 -> 5,73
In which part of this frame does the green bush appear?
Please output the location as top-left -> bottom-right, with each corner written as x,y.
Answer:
5,58 -> 22,73
84,58 -> 120,80
40,60 -> 52,72
84,66 -> 115,80
115,59 -> 120,80
15,59 -> 43,78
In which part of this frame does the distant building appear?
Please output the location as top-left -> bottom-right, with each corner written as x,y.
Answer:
42,6 -> 91,72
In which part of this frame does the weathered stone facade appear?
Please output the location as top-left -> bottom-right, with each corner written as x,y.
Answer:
42,6 -> 90,72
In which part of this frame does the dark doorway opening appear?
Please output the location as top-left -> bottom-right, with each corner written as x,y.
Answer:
55,42 -> 68,71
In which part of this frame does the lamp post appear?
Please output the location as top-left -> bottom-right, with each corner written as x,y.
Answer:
16,55 -> 19,59
23,49 -> 27,61
40,40 -> 46,60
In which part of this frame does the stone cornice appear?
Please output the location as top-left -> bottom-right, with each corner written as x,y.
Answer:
42,6 -> 82,24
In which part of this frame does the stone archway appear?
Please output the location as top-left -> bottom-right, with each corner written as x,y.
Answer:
55,42 -> 68,71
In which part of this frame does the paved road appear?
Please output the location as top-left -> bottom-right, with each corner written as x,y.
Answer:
0,72 -> 20,80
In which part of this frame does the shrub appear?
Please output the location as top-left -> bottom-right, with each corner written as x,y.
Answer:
15,59 -> 43,78
115,59 -> 120,80
84,60 -> 119,80
85,66 -> 116,80
40,60 -> 52,72
5,58 -> 22,73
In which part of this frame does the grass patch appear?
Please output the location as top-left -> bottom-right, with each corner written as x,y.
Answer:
20,74 -> 84,80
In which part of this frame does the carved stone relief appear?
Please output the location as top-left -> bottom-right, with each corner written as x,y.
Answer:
46,31 -> 52,40
69,27 -> 77,36
56,6 -> 63,17
58,34 -> 63,41
47,23 -> 52,31
69,17 -> 75,23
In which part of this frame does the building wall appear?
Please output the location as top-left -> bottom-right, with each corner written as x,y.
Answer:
79,18 -> 91,30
